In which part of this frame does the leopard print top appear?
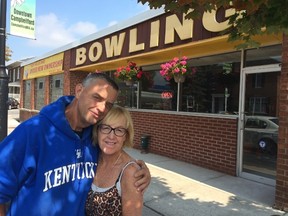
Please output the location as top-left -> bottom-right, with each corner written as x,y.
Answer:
85,185 -> 122,216
85,161 -> 137,216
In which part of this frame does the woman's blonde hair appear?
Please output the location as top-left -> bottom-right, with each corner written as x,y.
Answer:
92,105 -> 134,147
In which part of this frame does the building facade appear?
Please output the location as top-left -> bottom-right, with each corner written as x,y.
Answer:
7,61 -> 21,101
7,57 -> 33,101
18,9 -> 287,210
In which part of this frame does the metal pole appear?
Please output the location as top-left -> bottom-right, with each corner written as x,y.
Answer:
136,81 -> 140,109
177,82 -> 180,111
0,0 -> 8,141
224,87 -> 228,113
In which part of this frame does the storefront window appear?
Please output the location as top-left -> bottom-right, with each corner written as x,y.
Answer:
24,80 -> 31,108
180,62 -> 240,113
35,78 -> 45,110
139,71 -> 177,110
245,45 -> 281,67
115,51 -> 242,114
50,74 -> 64,103
116,82 -> 138,108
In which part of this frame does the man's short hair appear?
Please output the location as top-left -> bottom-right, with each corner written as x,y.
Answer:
82,72 -> 119,91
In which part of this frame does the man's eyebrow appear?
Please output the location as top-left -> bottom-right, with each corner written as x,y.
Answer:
90,93 -> 114,106
91,93 -> 102,98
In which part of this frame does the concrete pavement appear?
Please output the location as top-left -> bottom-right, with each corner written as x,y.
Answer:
7,112 -> 20,135
6,111 -> 287,216
127,148 -> 286,216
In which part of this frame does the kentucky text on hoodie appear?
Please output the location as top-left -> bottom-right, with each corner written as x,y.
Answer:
43,161 -> 97,192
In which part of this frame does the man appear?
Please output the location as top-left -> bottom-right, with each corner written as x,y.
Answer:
0,73 -> 150,215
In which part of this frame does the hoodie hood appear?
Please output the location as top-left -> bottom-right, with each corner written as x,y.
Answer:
40,96 -> 92,140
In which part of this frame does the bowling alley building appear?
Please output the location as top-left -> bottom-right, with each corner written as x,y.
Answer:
17,8 -> 288,209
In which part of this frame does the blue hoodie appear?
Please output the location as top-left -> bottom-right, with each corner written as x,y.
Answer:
0,96 -> 99,216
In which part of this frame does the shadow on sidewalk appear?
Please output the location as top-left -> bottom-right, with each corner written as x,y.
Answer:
143,170 -> 284,216
125,148 -> 285,216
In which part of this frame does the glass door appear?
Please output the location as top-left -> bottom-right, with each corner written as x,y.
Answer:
240,65 -> 280,185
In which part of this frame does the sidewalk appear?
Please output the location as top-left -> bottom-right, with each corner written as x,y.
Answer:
7,115 -> 287,216
7,116 -> 20,135
126,148 -> 286,216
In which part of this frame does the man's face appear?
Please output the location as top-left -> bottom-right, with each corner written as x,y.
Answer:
76,79 -> 118,127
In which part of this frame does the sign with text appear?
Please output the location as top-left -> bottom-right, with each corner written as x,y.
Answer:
10,0 -> 36,39
23,53 -> 64,80
71,8 -> 234,68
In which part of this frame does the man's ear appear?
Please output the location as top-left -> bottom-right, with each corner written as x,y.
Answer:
75,84 -> 83,98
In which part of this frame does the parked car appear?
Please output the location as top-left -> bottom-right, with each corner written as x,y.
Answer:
7,97 -> 19,110
244,116 -> 278,156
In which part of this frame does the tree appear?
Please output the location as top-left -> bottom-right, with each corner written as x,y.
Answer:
5,46 -> 12,61
138,0 -> 288,48
138,0 -> 288,211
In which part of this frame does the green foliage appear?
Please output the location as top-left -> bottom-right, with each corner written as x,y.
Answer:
138,0 -> 288,48
5,46 -> 12,61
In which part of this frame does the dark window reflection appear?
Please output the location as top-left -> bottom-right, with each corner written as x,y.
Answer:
115,44 -> 281,114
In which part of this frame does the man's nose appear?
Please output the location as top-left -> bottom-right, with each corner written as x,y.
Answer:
96,101 -> 108,113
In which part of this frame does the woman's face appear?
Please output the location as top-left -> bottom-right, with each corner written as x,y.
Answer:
97,116 -> 127,155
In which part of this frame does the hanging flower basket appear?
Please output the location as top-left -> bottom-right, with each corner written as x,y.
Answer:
114,61 -> 143,83
125,80 -> 133,86
160,56 -> 189,83
173,73 -> 186,83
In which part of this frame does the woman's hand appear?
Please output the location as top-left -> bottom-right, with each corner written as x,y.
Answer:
134,160 -> 151,194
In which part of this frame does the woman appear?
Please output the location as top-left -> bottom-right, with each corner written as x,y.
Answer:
85,105 -> 144,216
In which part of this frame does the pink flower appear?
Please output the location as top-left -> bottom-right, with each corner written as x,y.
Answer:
180,60 -> 187,66
159,56 -> 191,81
174,68 -> 180,73
160,64 -> 166,69
182,56 -> 188,61
173,57 -> 179,62
160,70 -> 165,76
114,71 -> 119,77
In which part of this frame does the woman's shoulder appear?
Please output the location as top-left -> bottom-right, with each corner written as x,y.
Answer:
120,159 -> 141,179
124,160 -> 140,170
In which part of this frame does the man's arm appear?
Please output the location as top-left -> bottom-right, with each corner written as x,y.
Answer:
0,204 -> 6,216
134,160 -> 151,194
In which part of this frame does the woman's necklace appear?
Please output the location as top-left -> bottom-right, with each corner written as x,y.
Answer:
95,152 -> 123,186
113,152 -> 122,167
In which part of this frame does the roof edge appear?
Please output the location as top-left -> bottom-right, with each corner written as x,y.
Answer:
22,8 -> 165,66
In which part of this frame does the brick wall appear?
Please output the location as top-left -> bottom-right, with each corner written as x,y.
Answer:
131,111 -> 238,176
31,79 -> 35,109
69,72 -> 88,95
63,50 -> 89,95
63,50 -> 71,95
20,67 -> 24,108
45,76 -> 50,104
275,33 -> 288,211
